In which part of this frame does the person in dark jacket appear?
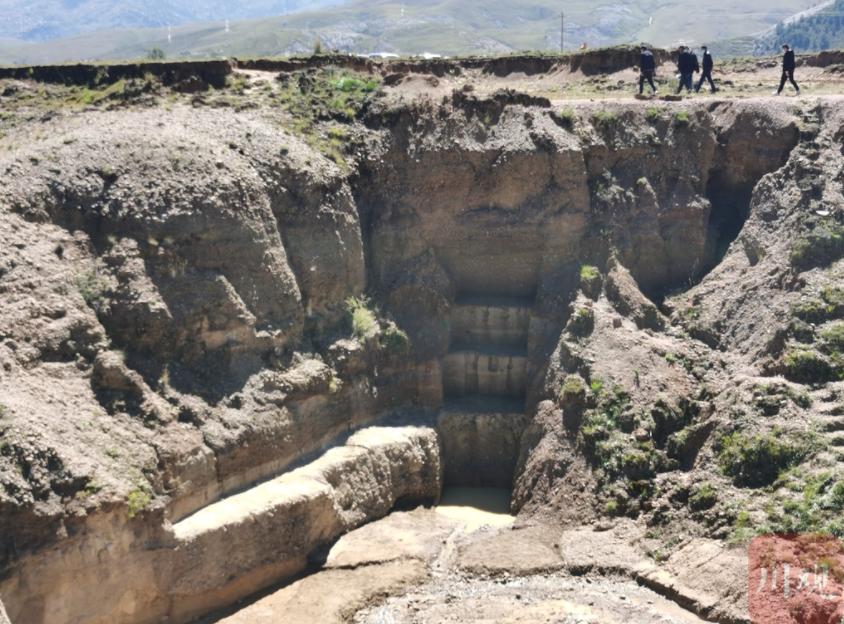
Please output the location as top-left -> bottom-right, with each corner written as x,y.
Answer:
639,45 -> 658,94
695,45 -> 716,93
775,44 -> 800,95
675,46 -> 696,94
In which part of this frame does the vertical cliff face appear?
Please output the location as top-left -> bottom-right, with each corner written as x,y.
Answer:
357,96 -> 798,367
0,89 -> 810,624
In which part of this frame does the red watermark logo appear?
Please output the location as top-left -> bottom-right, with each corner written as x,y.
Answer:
749,534 -> 844,624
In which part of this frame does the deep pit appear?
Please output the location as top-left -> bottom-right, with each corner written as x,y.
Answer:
0,67 -> 823,624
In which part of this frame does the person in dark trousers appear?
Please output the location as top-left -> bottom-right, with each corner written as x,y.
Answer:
774,44 -> 800,95
695,45 -> 716,93
639,45 -> 657,95
675,46 -> 696,94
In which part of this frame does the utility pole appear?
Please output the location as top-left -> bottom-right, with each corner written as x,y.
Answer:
560,11 -> 564,54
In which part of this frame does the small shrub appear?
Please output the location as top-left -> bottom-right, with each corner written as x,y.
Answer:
729,508 -> 756,543
592,110 -> 617,129
792,298 -> 832,324
828,481 -> 844,511
753,382 -> 812,414
580,264 -> 600,282
822,286 -> 844,311
127,487 -> 151,519
673,110 -> 690,126
76,270 -> 108,309
619,447 -> 657,480
561,374 -> 587,404
560,374 -> 588,429
788,318 -> 815,343
604,499 -> 622,516
345,296 -> 378,340
689,482 -> 718,511
645,107 -> 662,122
557,107 -> 575,126
650,399 -> 694,447
820,322 -> 844,353
568,306 -> 595,336
579,264 -> 602,298
379,322 -> 410,354
334,76 -> 378,93
719,431 -> 812,487
579,411 -> 616,459
783,348 -> 834,384
790,222 -> 844,271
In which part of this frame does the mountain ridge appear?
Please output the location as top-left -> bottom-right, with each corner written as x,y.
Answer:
0,0 -> 828,64
0,0 -> 344,42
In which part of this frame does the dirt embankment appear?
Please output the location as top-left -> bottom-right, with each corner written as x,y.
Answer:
0,60 -> 232,89
0,45 -> 670,91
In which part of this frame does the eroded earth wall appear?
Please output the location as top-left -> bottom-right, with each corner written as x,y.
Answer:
0,90 -> 813,623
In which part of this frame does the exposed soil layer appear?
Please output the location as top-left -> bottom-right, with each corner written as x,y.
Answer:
0,54 -> 843,624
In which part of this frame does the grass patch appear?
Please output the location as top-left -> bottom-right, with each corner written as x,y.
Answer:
579,264 -> 602,297
753,382 -> 812,415
568,305 -> 595,336
783,348 -> 836,384
591,110 -> 618,129
272,67 -> 381,167
688,482 -> 718,511
790,221 -> 844,271
379,322 -> 410,354
763,472 -> 844,537
645,107 -> 662,122
333,75 -> 379,93
719,430 -> 815,487
557,107 -> 575,126
345,296 -> 378,340
561,374 -> 587,402
820,322 -> 844,353
127,487 -> 151,519
673,110 -> 690,126
76,269 -> 108,310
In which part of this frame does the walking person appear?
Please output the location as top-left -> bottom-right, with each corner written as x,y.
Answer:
639,44 -> 658,95
774,44 -> 800,95
695,45 -> 716,93
675,46 -> 695,94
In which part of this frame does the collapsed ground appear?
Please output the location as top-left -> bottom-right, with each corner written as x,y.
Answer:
0,49 -> 843,624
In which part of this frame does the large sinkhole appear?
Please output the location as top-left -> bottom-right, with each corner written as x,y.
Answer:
0,98 -> 804,624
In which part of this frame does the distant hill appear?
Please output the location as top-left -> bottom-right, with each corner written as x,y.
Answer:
0,0 -> 345,42
0,0 -> 828,65
755,0 -> 844,53
712,0 -> 844,56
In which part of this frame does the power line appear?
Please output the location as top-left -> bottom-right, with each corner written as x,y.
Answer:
560,11 -> 564,54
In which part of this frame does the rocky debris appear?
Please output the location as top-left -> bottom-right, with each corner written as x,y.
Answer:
222,504 -> 720,624
604,261 -> 665,331
221,559 -> 428,624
